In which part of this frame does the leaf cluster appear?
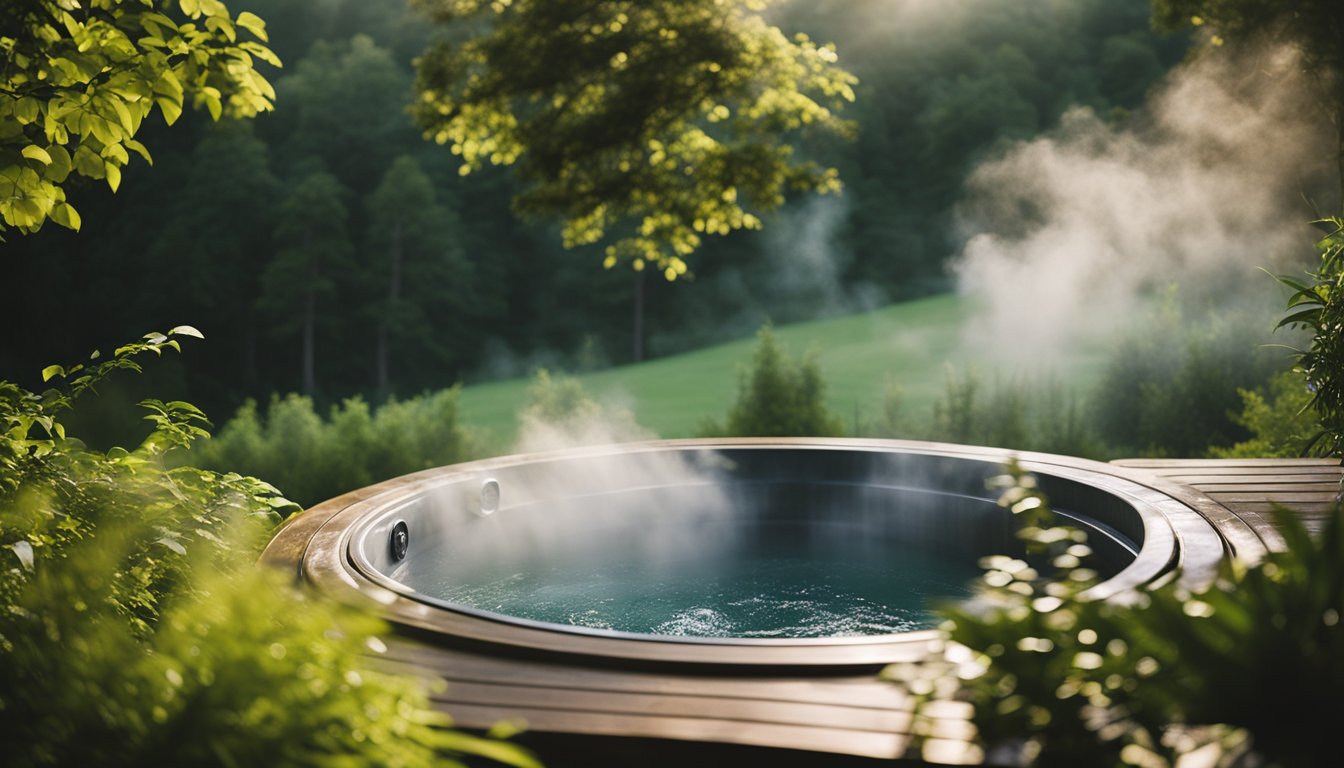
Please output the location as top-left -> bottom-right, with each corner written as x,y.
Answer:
410,0 -> 856,279
0,0 -> 280,234
924,465 -> 1344,767
1273,216 -> 1344,456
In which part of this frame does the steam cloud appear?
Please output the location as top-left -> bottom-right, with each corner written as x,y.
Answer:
953,46 -> 1335,359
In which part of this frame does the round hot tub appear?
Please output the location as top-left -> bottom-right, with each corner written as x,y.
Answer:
262,438 -> 1228,669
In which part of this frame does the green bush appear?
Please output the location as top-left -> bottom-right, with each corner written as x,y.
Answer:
913,366 -> 1102,457
191,388 -> 476,507
1211,369 -> 1317,458
699,325 -> 844,437
0,335 -> 534,768
1091,295 -> 1284,457
909,464 -> 1343,767
1274,216 -> 1344,457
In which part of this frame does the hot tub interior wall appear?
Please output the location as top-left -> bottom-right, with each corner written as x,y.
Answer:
359,448 -> 1142,591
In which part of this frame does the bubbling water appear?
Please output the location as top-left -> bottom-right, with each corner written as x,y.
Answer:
403,520 -> 979,638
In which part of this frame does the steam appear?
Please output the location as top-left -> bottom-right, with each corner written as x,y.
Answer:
952,46 -> 1335,358
511,379 -> 652,454
760,195 -> 887,318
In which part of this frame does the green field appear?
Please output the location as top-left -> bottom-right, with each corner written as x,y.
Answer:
458,294 -> 1108,448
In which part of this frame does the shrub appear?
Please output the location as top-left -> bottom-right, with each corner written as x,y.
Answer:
1274,216 -> 1344,457
1091,295 -> 1284,457
700,325 -> 844,437
1211,369 -> 1317,458
906,464 -> 1344,767
0,335 -> 535,768
921,366 -> 1102,456
191,388 -> 476,507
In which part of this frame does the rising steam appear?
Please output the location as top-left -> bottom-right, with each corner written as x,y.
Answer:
953,46 -> 1336,359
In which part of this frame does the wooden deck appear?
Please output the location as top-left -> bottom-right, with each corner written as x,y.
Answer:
1110,458 -> 1342,547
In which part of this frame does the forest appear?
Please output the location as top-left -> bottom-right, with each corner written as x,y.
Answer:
0,0 -> 1187,424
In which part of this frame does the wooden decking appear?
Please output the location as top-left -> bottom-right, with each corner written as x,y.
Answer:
1110,458 -> 1342,546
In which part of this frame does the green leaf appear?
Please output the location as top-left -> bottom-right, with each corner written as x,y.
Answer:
105,162 -> 121,192
50,202 -> 81,231
155,95 -> 183,125
46,144 -> 72,183
1278,308 -> 1322,329
169,324 -> 204,339
21,145 -> 52,165
235,11 -> 268,42
123,138 -> 153,165
41,364 -> 65,382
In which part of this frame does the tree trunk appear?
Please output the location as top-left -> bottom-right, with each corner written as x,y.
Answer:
302,226 -> 317,395
632,268 -> 645,363
243,315 -> 257,389
377,219 -> 403,398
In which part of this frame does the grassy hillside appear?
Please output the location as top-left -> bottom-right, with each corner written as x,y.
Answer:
458,294 -> 1107,449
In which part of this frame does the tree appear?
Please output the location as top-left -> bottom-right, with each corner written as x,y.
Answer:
272,34 -> 413,191
703,324 -> 844,437
258,168 -> 352,395
0,0 -> 280,235
1152,0 -> 1344,199
409,0 -> 856,281
147,121 -> 280,387
364,154 -> 470,396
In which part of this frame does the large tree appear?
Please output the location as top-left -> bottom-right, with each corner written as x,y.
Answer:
0,0 -> 280,236
259,168 -> 352,395
364,154 -> 470,397
409,0 -> 857,282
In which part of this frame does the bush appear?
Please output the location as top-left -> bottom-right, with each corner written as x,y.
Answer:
906,464 -> 1344,767
700,325 -> 844,437
191,388 -> 476,507
0,335 -> 535,768
1274,216 -> 1344,457
915,366 -> 1102,457
1091,294 -> 1285,457
1211,369 -> 1317,458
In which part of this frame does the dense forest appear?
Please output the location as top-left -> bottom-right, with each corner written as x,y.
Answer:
0,0 -> 1185,424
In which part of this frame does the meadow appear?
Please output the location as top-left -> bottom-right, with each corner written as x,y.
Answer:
457,294 -> 1109,447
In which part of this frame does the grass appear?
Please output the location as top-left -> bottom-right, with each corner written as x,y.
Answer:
457,293 -> 1108,449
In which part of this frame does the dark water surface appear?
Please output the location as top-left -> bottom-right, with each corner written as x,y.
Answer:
405,522 -> 980,638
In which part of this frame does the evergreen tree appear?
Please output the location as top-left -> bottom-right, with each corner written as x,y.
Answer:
259,169 -> 352,395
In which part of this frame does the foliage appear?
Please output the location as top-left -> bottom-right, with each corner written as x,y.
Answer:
1273,216 -> 1344,457
918,366 -> 1102,457
0,0 -> 280,234
364,154 -> 471,397
1210,369 -> 1316,458
1090,294 -> 1284,457
2,555 -> 536,768
190,388 -> 474,507
922,464 -> 1344,767
0,327 -> 292,624
409,0 -> 857,279
0,337 -> 534,768
258,167 -> 353,395
700,324 -> 843,437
